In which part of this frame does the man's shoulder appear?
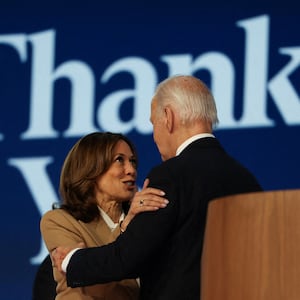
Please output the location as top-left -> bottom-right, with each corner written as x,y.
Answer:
147,156 -> 181,181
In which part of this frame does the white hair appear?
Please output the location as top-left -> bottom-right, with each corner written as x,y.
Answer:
153,75 -> 219,126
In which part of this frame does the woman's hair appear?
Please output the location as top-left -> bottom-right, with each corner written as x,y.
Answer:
59,132 -> 137,222
153,75 -> 219,127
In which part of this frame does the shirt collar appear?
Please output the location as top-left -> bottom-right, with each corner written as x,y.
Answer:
98,206 -> 125,231
176,133 -> 215,156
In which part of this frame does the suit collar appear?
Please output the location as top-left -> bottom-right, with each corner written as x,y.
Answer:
80,217 -> 118,245
176,133 -> 215,156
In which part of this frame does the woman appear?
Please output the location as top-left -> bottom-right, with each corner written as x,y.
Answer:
40,132 -> 168,300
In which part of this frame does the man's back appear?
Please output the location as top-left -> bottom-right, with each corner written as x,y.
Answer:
138,137 -> 262,299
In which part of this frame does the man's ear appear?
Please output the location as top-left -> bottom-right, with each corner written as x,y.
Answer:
164,106 -> 174,133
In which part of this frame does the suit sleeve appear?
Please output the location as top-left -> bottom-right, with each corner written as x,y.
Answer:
66,164 -> 178,287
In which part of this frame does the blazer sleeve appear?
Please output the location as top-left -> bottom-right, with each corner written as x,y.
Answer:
66,163 -> 179,288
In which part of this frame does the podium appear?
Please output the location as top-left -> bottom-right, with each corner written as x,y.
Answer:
201,189 -> 300,300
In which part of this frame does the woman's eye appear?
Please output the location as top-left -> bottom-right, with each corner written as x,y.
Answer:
114,155 -> 136,168
115,156 -> 124,163
130,158 -> 137,167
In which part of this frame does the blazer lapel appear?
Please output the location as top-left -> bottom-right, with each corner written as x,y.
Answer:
79,217 -> 115,246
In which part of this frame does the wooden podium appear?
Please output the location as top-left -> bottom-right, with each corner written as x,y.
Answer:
201,189 -> 300,300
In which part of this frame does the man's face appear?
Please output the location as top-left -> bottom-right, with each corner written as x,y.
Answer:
150,99 -> 168,161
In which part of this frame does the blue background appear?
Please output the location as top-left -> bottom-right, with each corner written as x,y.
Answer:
0,1 -> 299,299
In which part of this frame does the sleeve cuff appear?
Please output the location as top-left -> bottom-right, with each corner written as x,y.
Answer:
62,248 -> 81,273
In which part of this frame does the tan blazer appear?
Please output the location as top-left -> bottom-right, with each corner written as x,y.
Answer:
40,209 -> 139,300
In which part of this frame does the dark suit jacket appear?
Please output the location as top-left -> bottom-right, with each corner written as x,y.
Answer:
67,137 -> 262,299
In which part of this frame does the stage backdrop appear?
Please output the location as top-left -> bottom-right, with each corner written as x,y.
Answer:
0,2 -> 299,299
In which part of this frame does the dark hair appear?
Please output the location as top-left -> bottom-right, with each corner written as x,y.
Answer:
60,132 -> 137,222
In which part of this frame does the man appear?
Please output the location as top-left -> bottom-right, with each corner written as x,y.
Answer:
53,75 -> 262,299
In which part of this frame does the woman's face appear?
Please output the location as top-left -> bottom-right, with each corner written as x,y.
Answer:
95,140 -> 137,205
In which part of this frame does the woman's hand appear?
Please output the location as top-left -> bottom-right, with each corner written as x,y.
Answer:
120,179 -> 168,232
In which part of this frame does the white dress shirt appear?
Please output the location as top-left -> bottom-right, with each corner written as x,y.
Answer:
176,133 -> 215,156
